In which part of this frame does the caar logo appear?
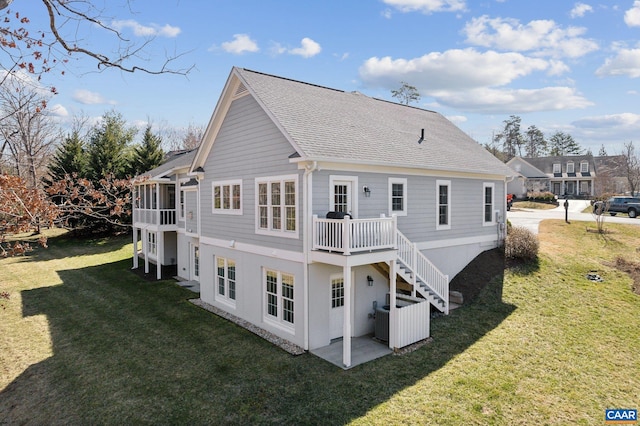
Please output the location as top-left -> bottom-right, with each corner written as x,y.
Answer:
606,409 -> 637,424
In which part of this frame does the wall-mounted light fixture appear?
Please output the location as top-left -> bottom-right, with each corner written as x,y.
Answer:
367,275 -> 374,286
363,185 -> 371,197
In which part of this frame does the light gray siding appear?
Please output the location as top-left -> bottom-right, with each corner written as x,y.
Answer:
199,94 -> 303,252
184,190 -> 198,234
312,169 -> 505,243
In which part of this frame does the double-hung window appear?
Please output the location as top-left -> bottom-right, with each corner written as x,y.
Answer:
553,163 -> 561,174
436,180 -> 451,230
567,162 -> 575,174
212,180 -> 242,214
580,162 -> 589,173
264,269 -> 294,329
255,175 -> 298,237
483,183 -> 495,225
389,177 -> 407,216
216,257 -> 236,304
147,231 -> 157,256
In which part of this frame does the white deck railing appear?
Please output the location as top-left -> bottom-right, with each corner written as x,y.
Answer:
133,208 -> 177,226
312,215 -> 396,255
397,230 -> 449,313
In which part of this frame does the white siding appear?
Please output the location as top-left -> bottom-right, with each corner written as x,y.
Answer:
199,243 -> 306,348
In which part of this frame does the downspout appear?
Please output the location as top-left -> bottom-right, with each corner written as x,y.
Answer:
302,161 -> 318,351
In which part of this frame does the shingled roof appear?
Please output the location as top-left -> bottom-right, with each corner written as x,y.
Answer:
139,148 -> 197,180
206,67 -> 514,178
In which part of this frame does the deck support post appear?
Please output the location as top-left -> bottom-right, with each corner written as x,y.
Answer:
389,259 -> 397,351
342,264 -> 352,368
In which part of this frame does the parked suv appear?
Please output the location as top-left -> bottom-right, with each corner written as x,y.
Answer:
593,196 -> 640,218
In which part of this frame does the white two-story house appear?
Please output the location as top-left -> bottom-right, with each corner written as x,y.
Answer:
133,67 -> 515,368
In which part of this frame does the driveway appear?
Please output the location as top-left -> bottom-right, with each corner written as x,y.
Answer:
507,199 -> 640,234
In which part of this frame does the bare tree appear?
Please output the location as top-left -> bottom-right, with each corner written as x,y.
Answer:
0,0 -> 193,90
0,76 -> 58,187
621,141 -> 640,196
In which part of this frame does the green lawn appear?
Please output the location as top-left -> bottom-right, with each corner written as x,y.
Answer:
1,224 -> 639,425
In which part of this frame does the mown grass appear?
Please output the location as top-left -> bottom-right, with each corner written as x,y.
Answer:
1,224 -> 639,425
512,200 -> 558,210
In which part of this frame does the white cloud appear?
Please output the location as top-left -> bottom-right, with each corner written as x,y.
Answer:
359,49 -> 552,91
220,34 -> 259,55
463,15 -> 598,58
271,38 -> 322,58
625,1 -> 640,26
572,112 -> 640,128
431,86 -> 593,113
382,0 -> 466,14
446,115 -> 467,123
289,38 -> 322,58
359,49 -> 590,113
570,3 -> 593,18
49,104 -> 69,117
596,46 -> 640,78
72,89 -> 115,105
111,20 -> 181,38
381,8 -> 393,19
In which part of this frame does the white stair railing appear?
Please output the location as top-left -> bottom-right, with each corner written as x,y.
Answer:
396,230 -> 449,314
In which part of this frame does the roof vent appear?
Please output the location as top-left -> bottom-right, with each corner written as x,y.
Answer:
418,128 -> 424,144
235,83 -> 248,97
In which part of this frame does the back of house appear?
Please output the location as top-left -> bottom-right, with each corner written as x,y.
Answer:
133,67 -> 515,368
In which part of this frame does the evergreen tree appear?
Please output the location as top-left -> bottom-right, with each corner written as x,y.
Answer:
87,111 -> 137,180
524,125 -> 547,157
46,131 -> 88,182
494,115 -> 524,160
391,81 -> 421,105
132,125 -> 165,175
548,131 -> 582,156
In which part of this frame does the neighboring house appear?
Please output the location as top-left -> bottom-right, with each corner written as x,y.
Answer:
506,155 -> 628,198
132,67 -> 515,368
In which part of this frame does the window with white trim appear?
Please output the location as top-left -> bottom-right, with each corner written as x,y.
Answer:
580,161 -> 589,173
255,175 -> 298,237
331,277 -> 344,308
553,163 -> 561,174
179,190 -> 185,220
483,183 -> 495,225
212,180 -> 242,214
216,257 -> 236,304
436,180 -> 451,230
389,177 -> 407,216
264,269 -> 294,327
147,231 -> 156,255
567,162 -> 575,173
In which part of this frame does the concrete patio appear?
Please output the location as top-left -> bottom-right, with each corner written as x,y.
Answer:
311,335 -> 392,369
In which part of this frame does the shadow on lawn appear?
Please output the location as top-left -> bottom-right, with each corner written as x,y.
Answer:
1,255 -> 516,424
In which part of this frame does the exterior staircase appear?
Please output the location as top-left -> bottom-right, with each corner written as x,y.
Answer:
377,230 -> 450,314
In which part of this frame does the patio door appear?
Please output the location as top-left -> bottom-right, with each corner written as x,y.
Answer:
329,273 -> 355,340
330,176 -> 357,218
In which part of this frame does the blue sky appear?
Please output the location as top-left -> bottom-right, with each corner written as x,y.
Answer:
15,0 -> 640,154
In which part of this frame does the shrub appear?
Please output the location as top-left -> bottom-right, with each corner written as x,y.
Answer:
505,226 -> 539,261
527,191 -> 556,203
